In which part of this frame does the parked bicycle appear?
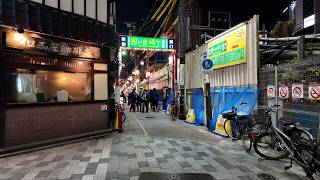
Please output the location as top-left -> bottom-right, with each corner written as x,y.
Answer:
222,102 -> 250,140
253,105 -> 320,179
242,107 -> 274,152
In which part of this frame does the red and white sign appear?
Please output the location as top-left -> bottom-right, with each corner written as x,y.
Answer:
267,85 -> 275,98
292,84 -> 304,99
308,84 -> 320,101
279,86 -> 289,99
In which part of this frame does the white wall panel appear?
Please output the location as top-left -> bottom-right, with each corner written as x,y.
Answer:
45,0 -> 58,8
185,44 -> 206,89
60,0 -> 72,12
94,74 -> 108,100
86,0 -> 96,19
31,0 -> 42,3
98,0 -> 108,23
74,0 -> 85,15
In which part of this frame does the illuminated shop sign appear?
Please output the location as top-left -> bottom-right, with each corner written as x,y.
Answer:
207,24 -> 247,69
120,36 -> 175,51
5,31 -> 100,59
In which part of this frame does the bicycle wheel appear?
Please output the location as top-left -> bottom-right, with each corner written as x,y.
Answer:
291,128 -> 315,148
224,119 -> 238,140
291,129 -> 317,177
253,132 -> 290,160
241,123 -> 252,152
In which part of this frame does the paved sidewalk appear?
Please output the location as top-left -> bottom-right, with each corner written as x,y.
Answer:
0,110 -> 309,180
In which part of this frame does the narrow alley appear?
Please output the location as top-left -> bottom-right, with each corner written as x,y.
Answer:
0,110 -> 307,180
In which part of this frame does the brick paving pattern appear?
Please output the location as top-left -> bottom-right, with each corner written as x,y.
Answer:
0,111 -> 308,180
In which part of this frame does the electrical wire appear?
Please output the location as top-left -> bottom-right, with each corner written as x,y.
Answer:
151,0 -> 168,20
156,0 -> 173,21
139,0 -> 161,34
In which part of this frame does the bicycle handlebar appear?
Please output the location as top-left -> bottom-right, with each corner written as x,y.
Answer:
232,102 -> 247,110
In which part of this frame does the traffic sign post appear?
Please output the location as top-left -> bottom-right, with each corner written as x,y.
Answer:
201,52 -> 212,129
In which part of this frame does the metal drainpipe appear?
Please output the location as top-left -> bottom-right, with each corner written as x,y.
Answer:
275,64 -> 279,127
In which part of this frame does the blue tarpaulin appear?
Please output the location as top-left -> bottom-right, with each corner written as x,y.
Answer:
166,90 -> 173,110
209,86 -> 258,131
192,89 -> 205,126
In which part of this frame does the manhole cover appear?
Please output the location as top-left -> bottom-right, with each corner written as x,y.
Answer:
145,116 -> 156,119
257,173 -> 275,180
138,172 -> 214,180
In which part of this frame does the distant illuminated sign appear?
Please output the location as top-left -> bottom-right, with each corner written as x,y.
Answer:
119,36 -> 175,51
207,24 -> 247,69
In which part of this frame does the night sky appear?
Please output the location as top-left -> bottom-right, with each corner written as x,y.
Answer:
117,0 -> 293,34
116,0 -> 156,34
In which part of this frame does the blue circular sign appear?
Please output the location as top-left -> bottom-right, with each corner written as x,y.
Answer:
202,59 -> 213,70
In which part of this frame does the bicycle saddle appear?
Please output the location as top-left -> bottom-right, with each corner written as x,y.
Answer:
283,122 -> 296,127
222,112 -> 237,119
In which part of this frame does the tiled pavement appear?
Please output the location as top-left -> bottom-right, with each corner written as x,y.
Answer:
0,111 -> 309,180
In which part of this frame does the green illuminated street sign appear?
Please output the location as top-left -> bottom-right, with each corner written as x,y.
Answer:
119,36 -> 175,51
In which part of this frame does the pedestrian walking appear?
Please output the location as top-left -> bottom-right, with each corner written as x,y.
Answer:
128,89 -> 137,112
141,89 -> 149,113
136,88 -> 143,112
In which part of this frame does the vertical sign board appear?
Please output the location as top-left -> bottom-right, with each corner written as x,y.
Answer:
207,24 -> 247,70
279,86 -> 289,99
309,83 -> 320,101
267,85 -> 276,98
292,84 -> 304,99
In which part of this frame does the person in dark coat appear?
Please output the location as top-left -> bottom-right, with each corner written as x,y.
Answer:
128,89 -> 137,112
141,89 -> 150,113
136,88 -> 143,112
150,88 -> 158,111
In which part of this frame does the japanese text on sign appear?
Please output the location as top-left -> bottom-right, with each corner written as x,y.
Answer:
5,31 -> 100,59
125,36 -> 174,50
207,24 -> 247,70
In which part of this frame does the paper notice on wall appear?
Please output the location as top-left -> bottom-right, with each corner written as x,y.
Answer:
267,85 -> 275,98
292,84 -> 304,99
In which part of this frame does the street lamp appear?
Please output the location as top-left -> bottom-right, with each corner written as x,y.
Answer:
121,50 -> 127,56
146,71 -> 151,77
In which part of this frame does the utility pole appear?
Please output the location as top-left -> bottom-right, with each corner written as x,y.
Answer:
178,0 -> 187,120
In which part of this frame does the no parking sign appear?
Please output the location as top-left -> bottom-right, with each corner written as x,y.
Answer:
279,86 -> 289,99
309,83 -> 320,101
292,84 -> 304,99
267,85 -> 275,98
